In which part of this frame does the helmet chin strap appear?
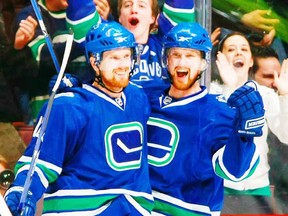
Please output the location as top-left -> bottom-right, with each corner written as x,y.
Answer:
196,71 -> 203,81
186,72 -> 202,89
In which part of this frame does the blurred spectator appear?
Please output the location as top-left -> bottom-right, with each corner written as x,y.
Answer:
251,45 -> 288,213
250,45 -> 281,89
12,0 -> 69,124
12,0 -> 91,124
212,0 -> 288,62
1,0 -> 16,43
1,2 -> 24,122
11,0 -> 112,124
1,4 -> 30,187
1,0 -> 31,42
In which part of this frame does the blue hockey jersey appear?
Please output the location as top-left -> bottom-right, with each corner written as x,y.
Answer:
147,87 -> 259,215
12,83 -> 153,215
65,0 -> 195,98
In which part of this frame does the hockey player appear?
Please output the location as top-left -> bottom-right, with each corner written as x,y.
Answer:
65,0 -> 195,98
147,22 -> 265,215
4,21 -> 153,215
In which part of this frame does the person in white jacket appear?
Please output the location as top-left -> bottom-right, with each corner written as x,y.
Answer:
210,31 -> 288,214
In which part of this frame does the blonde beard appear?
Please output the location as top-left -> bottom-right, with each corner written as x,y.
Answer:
102,75 -> 130,90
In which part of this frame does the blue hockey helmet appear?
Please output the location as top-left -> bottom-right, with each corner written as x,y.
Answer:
85,21 -> 138,64
162,22 -> 212,65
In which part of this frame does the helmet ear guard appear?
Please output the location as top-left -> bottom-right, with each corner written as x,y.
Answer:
161,48 -> 169,68
130,46 -> 139,77
88,53 -> 101,66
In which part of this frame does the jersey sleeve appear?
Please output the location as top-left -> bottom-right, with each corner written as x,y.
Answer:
213,135 -> 259,182
209,102 -> 259,182
11,93 -> 89,201
157,0 -> 195,37
66,0 -> 101,45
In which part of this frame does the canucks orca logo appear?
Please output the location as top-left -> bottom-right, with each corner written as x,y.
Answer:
105,122 -> 143,171
147,117 -> 179,166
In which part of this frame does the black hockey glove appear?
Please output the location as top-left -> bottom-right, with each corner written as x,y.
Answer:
4,187 -> 36,216
49,73 -> 82,95
227,81 -> 265,137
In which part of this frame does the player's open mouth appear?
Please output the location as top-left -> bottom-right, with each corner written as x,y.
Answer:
129,17 -> 139,27
176,69 -> 188,78
233,59 -> 244,68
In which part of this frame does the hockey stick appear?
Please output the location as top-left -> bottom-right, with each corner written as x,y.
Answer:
16,0 -> 74,214
30,0 -> 61,73
17,32 -> 74,216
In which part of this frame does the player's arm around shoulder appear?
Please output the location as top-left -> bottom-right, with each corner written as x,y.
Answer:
127,83 -> 151,117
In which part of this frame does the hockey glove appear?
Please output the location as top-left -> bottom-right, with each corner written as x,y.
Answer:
4,187 -> 36,216
227,81 -> 265,137
49,73 -> 82,95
